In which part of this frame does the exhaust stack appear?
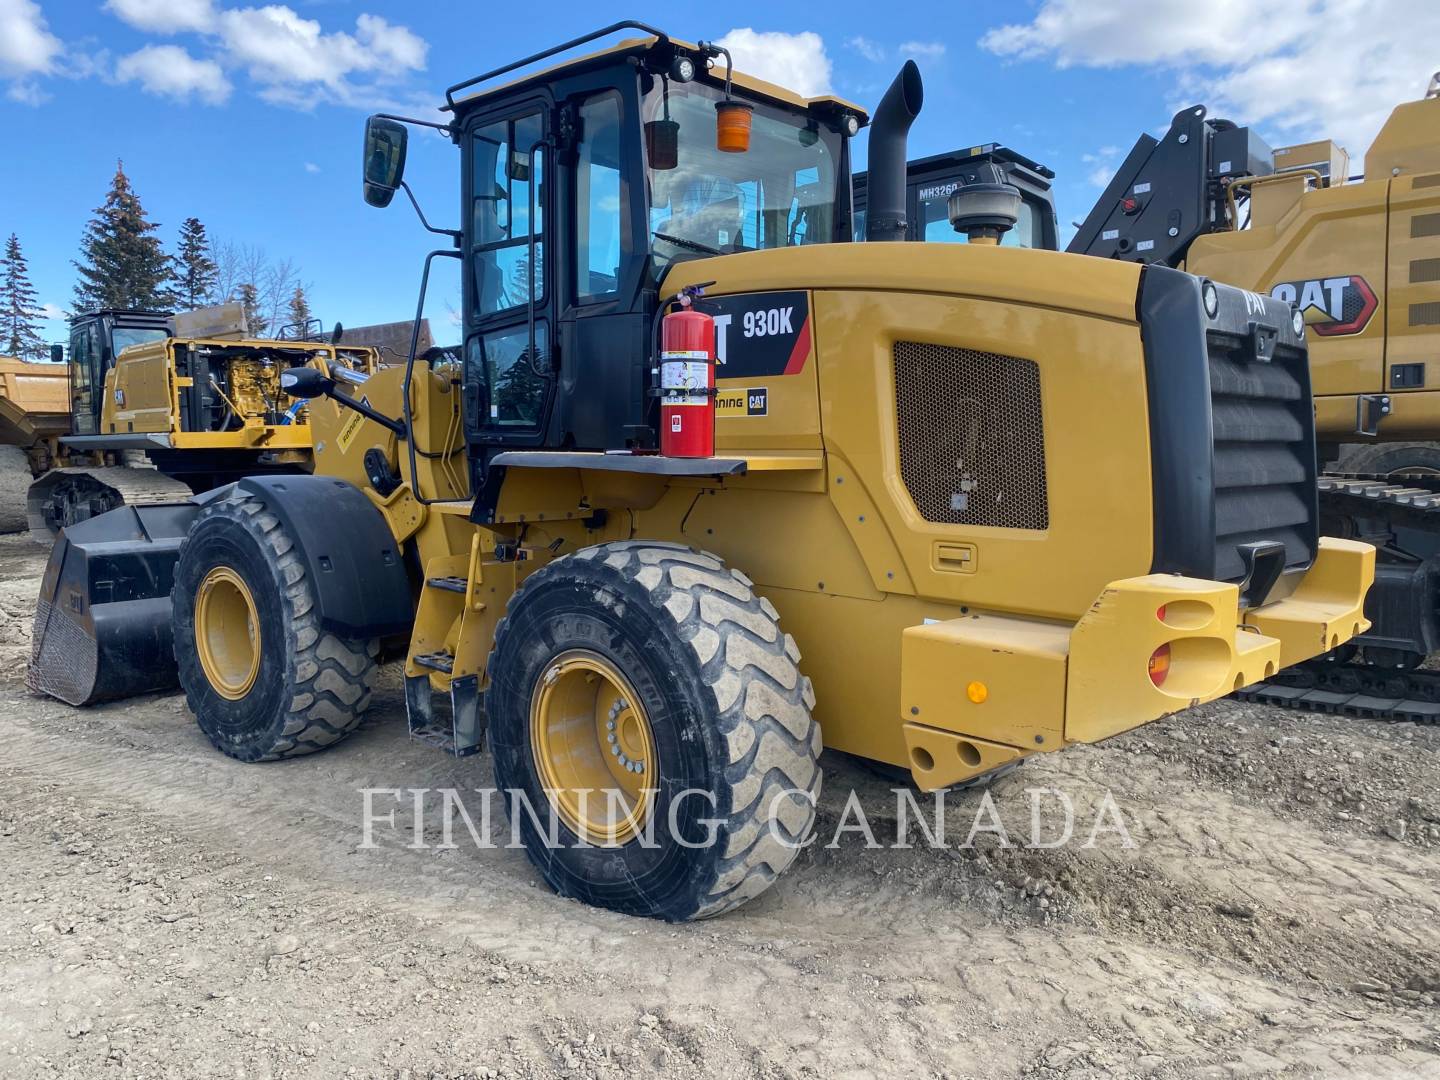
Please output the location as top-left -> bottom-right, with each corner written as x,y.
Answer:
865,61 -> 923,242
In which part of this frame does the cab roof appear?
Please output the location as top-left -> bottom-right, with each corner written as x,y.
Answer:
447,30 -> 866,124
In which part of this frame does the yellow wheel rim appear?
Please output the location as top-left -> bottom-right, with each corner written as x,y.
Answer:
530,650 -> 657,846
194,566 -> 261,700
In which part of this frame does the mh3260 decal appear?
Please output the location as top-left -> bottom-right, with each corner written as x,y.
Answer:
1268,275 -> 1378,336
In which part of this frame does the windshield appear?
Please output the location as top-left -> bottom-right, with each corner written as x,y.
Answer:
643,78 -> 842,263
112,327 -> 168,354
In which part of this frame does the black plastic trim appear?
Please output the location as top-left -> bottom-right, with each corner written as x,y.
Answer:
1138,266 -> 1217,577
233,475 -> 413,638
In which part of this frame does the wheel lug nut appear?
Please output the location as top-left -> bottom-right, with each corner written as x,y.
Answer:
606,719 -> 615,730
610,743 -> 621,757
606,732 -> 616,744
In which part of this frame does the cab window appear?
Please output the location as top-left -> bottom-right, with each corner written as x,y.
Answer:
470,113 -> 545,317
575,92 -> 627,301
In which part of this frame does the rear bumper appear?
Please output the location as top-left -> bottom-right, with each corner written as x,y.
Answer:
898,537 -> 1374,790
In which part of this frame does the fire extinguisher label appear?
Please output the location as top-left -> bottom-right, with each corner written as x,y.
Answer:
660,361 -> 710,389
703,291 -> 811,378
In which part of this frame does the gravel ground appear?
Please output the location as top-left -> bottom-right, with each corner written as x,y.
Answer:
1,531 -> 1438,1079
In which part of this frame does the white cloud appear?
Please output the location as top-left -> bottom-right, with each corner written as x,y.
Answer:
6,79 -> 48,105
116,44 -> 231,104
104,0 -> 217,34
847,36 -> 886,63
981,0 -> 1440,159
303,161 -> 320,173
217,6 -> 425,103
1081,146 -> 1121,188
848,36 -> 945,64
0,0 -> 62,80
716,28 -> 832,98
38,302 -> 67,322
898,41 -> 946,60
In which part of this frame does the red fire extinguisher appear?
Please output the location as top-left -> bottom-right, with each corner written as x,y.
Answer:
659,289 -> 715,458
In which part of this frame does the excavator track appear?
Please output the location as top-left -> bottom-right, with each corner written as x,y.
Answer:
1238,470 -> 1440,723
27,466 -> 195,542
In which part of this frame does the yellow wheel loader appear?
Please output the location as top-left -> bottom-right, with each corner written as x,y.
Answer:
20,306 -> 378,540
1068,77 -> 1440,722
30,23 -> 1373,921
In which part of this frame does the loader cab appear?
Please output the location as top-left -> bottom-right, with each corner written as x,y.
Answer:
370,26 -> 864,491
67,309 -> 172,435
855,145 -> 1059,249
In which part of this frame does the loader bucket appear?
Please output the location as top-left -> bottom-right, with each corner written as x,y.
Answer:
28,501 -> 199,706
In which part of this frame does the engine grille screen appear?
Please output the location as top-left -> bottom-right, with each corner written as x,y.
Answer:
1207,331 -> 1315,582
892,341 -> 1049,529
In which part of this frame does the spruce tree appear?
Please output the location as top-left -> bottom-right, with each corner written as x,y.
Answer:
286,284 -> 313,333
72,160 -> 175,313
236,282 -> 264,336
1,234 -> 47,360
172,217 -> 218,311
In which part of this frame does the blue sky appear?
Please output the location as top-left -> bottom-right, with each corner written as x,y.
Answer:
2,0 -> 1432,342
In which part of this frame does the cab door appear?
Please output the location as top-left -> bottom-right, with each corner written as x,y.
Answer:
68,319 -> 105,435
461,97 -> 554,462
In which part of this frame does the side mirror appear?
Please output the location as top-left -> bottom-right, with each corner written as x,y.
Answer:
50,343 -> 64,364
280,366 -> 335,399
363,116 -> 408,208
331,322 -> 344,344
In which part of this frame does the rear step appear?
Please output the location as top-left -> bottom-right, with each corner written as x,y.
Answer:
426,576 -> 468,594
404,659 -> 483,757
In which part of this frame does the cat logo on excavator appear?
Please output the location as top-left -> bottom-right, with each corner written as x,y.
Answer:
1268,275 -> 1379,336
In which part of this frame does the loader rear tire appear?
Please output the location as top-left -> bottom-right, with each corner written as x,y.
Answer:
0,445 -> 32,535
487,541 -> 821,921
172,488 -> 378,762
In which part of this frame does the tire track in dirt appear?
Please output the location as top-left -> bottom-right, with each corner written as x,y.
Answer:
4,525 -> 1440,1077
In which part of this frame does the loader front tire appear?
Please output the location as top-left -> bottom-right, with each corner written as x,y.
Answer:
172,489 -> 378,762
487,541 -> 821,921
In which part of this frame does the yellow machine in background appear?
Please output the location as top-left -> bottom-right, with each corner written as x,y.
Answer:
0,356 -> 71,533
24,305 -> 379,538
1069,78 -> 1440,722
31,25 -> 1372,922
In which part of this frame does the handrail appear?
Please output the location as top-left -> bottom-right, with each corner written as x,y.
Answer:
402,249 -> 465,506
1225,168 -> 1324,229
444,21 -> 669,110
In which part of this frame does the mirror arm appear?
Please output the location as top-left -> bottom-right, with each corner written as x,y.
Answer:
372,112 -> 456,137
399,180 -> 463,245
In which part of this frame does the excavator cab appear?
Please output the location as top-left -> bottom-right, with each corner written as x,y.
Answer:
855,145 -> 1059,248
65,310 -> 173,435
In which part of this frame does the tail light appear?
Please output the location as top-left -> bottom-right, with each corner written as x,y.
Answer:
1148,643 -> 1171,687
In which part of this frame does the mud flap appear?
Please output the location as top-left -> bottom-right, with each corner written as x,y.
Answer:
28,502 -> 199,705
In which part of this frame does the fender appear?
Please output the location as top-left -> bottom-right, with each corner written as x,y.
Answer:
231,475 -> 414,638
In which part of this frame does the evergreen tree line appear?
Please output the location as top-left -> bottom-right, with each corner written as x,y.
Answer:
2,161 -> 315,360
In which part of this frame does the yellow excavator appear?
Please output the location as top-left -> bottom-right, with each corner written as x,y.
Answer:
28,24 -> 1372,920
1068,77 -> 1440,722
11,305 -> 378,539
